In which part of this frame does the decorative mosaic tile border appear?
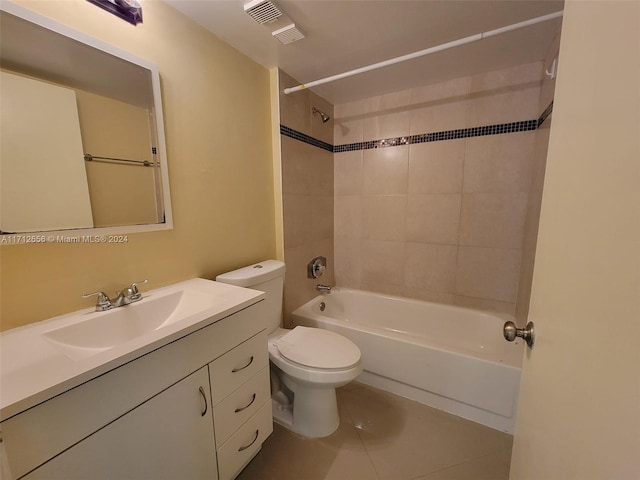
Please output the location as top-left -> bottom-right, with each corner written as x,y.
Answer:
537,101 -> 553,127
334,120 -> 538,152
280,102 -> 553,153
280,125 -> 333,152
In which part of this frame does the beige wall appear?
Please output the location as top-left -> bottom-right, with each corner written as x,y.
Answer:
0,0 -> 275,330
333,63 -> 544,315
278,71 -> 334,322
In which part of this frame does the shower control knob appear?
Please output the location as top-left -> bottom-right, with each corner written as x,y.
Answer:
503,320 -> 535,348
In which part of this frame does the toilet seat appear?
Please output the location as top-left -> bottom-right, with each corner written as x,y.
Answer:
274,326 -> 360,370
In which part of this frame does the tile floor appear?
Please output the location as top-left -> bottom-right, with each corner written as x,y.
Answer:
237,382 -> 513,480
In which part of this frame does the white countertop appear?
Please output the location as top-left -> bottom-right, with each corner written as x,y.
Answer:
0,278 -> 264,420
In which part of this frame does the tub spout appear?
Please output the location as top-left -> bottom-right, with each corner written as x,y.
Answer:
316,284 -> 331,294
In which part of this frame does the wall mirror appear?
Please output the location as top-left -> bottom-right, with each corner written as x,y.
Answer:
0,2 -> 172,240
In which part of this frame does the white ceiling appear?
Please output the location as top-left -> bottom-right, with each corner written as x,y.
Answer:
165,0 -> 564,105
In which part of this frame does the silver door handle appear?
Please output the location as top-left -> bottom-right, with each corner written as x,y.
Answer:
503,321 -> 535,348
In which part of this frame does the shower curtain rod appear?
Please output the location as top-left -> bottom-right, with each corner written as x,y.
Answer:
283,10 -> 563,95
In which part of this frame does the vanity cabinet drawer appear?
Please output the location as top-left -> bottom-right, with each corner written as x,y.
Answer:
216,400 -> 273,480
213,366 -> 270,448
209,331 -> 268,405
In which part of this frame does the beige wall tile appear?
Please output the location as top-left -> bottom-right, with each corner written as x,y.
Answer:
538,32 -> 561,114
362,91 -> 412,141
335,117 -> 364,145
459,193 -> 528,248
408,141 -> 465,194
334,195 -> 362,240
410,77 -> 472,105
363,146 -> 409,195
453,296 -> 516,316
404,243 -> 458,293
334,236 -> 362,288
307,148 -> 334,196
335,98 -> 368,145
309,91 -> 334,145
312,195 -> 334,241
283,193 -> 314,249
530,128 -> 551,194
468,87 -> 541,127
311,237 -> 334,285
363,110 -> 411,141
335,151 -> 363,196
361,240 -> 405,286
362,195 -> 407,242
468,63 -> 543,126
281,136 -> 318,195
279,70 -> 310,135
463,132 -> 536,193
455,246 -> 521,303
281,142 -> 333,196
283,245 -> 320,321
359,280 -> 405,297
410,100 -> 468,135
409,77 -> 471,134
403,287 -> 455,305
335,98 -> 368,119
471,62 -> 543,93
406,194 -> 462,245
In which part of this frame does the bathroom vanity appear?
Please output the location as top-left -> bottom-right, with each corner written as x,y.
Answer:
0,279 -> 272,480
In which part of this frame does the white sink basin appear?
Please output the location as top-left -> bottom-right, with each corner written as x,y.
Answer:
43,290 -> 184,360
1,278 -> 265,419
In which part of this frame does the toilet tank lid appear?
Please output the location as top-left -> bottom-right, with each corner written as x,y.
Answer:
215,259 -> 285,287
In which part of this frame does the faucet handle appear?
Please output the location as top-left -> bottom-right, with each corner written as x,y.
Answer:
82,291 -> 112,311
129,279 -> 148,295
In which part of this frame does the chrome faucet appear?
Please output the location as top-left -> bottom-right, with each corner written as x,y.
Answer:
83,280 -> 148,311
316,284 -> 331,294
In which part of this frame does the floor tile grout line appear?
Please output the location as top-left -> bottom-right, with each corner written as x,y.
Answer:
407,451 -> 509,480
339,387 -> 384,480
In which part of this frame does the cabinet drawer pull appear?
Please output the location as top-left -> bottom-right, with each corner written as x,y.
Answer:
234,393 -> 257,413
231,355 -> 254,373
199,386 -> 208,417
238,429 -> 259,452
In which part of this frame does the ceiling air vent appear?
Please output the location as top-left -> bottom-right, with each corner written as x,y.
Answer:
243,0 -> 283,24
272,23 -> 305,44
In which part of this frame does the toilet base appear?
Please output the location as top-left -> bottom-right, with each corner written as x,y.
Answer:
271,369 -> 341,438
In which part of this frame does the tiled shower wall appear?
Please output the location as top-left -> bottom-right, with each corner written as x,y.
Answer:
333,62 -> 546,315
279,71 -> 334,322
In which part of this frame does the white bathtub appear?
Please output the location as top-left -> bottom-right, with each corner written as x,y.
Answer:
290,288 -> 524,433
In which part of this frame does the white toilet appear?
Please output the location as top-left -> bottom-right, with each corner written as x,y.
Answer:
216,260 -> 362,438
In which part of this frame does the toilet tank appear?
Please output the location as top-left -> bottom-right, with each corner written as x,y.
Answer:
215,260 -> 285,334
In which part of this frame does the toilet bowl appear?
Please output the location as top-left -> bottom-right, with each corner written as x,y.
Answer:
216,260 -> 362,438
268,327 -> 362,437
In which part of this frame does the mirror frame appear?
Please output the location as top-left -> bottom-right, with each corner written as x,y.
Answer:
0,1 -> 173,243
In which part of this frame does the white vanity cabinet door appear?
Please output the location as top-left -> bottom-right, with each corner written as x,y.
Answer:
23,367 -> 217,480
